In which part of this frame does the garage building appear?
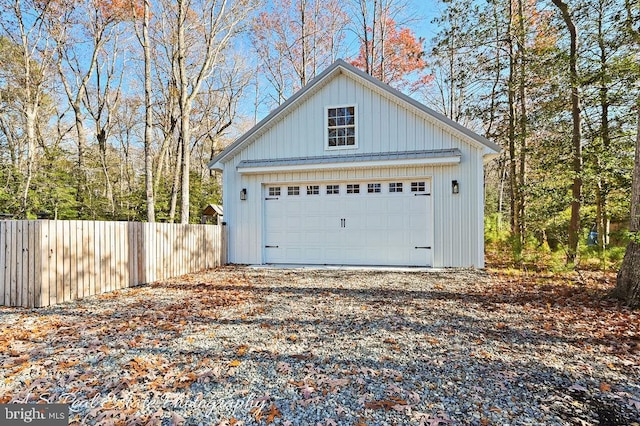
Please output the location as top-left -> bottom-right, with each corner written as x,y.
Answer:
209,60 -> 500,268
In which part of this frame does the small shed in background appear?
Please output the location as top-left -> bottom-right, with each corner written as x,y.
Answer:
202,204 -> 223,224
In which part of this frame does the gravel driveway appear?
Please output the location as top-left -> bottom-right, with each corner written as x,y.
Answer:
2,266 -> 639,425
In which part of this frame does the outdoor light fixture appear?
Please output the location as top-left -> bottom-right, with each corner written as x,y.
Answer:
452,180 -> 459,194
240,188 -> 247,201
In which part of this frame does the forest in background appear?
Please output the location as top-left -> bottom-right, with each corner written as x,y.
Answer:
0,0 -> 638,267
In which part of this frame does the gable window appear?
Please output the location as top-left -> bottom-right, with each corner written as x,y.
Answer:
389,182 -> 403,193
307,185 -> 319,195
288,186 -> 300,196
367,183 -> 381,193
268,187 -> 281,196
327,106 -> 356,148
326,185 -> 340,195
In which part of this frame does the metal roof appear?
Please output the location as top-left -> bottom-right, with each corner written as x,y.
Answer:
237,149 -> 462,169
209,60 -> 501,169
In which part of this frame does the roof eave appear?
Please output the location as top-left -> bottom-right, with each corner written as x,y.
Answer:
207,60 -> 348,168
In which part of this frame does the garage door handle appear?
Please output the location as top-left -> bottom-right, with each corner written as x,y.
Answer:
265,197 -> 279,200
414,193 -> 431,196
415,246 -> 431,249
341,218 -> 346,228
265,245 -> 279,248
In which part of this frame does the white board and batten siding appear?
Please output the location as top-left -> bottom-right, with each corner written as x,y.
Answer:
212,60 -> 500,268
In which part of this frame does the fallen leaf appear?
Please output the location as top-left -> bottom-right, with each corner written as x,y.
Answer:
228,360 -> 241,367
237,345 -> 249,356
170,411 -> 185,425
265,404 -> 281,424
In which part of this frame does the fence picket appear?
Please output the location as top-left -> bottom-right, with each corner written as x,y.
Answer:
81,221 -> 89,298
87,221 -> 95,297
0,222 -> 5,306
16,221 -> 23,307
29,221 -> 39,308
39,221 -> 50,307
63,221 -> 71,303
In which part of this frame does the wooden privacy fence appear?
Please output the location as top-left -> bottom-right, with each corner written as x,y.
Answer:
0,220 -> 227,308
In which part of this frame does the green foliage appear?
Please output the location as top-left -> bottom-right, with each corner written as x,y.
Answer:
485,222 -> 629,272
189,171 -> 222,224
29,148 -> 79,220
484,213 -> 510,244
625,231 -> 640,245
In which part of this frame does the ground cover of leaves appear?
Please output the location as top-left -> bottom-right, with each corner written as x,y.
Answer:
1,266 -> 639,425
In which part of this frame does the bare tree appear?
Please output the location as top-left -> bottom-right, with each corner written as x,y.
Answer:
162,0 -> 256,223
0,0 -> 56,217
49,0 -> 118,217
252,0 -> 349,106
83,29 -> 128,218
130,0 -> 156,222
350,0 -> 429,90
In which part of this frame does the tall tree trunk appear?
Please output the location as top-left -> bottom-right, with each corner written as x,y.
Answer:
595,3 -> 611,250
169,140 -> 183,223
516,0 -> 527,244
507,0 -> 521,254
359,0 -> 371,75
143,0 -> 155,222
300,0 -> 307,86
614,95 -> 640,306
73,107 -> 88,217
177,0 -> 191,224
552,0 -> 582,264
179,110 -> 191,224
15,0 -> 45,219
97,132 -> 115,217
20,108 -> 37,218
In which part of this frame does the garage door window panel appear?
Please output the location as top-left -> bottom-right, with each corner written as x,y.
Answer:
347,184 -> 360,194
411,182 -> 426,192
288,186 -> 300,195
368,183 -> 381,193
326,185 -> 340,194
389,182 -> 403,193
268,187 -> 281,196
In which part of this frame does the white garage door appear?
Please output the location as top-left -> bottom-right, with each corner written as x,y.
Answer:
263,180 -> 432,266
